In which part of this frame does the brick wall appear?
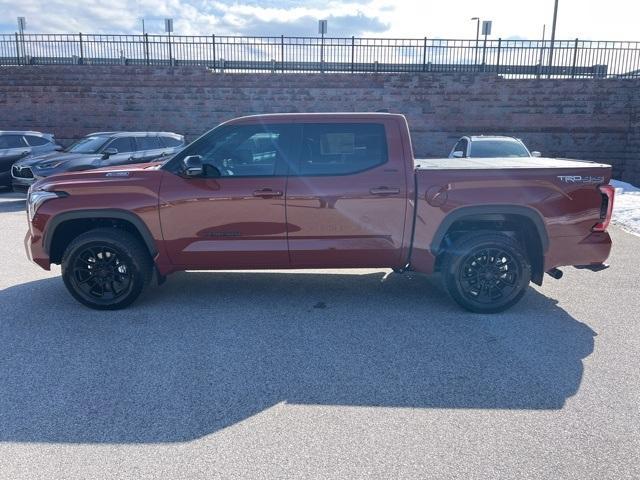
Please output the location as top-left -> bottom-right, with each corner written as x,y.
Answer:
625,89 -> 640,184
0,66 -> 638,183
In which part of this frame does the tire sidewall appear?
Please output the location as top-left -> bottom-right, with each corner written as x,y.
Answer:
444,234 -> 531,314
62,234 -> 147,310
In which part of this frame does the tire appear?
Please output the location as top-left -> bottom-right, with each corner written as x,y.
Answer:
441,232 -> 531,313
61,228 -> 153,310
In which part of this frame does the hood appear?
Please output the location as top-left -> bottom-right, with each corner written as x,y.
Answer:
15,150 -> 101,168
32,161 -> 166,194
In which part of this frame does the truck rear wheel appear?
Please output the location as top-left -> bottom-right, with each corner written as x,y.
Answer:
442,232 -> 531,313
61,228 -> 152,310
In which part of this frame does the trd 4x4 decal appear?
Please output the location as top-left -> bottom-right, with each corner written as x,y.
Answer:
557,175 -> 605,184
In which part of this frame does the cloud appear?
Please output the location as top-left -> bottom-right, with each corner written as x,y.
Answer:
3,0 -> 640,42
214,13 -> 388,37
0,0 -> 390,37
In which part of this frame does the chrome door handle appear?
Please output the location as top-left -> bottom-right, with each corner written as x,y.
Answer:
253,188 -> 283,198
370,187 -> 400,195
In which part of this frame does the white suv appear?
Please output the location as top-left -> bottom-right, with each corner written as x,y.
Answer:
449,136 -> 541,158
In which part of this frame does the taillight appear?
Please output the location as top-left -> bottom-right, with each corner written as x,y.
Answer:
592,184 -> 615,232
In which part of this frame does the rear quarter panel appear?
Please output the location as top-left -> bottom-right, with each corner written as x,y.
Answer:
411,165 -> 612,273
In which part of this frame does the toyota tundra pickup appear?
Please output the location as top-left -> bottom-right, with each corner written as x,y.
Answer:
24,113 -> 614,312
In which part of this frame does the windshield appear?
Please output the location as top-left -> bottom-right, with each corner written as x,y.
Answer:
469,140 -> 530,158
65,136 -> 109,154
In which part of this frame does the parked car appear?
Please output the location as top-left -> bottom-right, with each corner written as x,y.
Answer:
11,131 -> 185,192
0,131 -> 61,188
449,136 -> 541,158
25,113 -> 614,313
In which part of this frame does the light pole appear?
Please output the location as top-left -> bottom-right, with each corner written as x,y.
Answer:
17,17 -> 26,63
471,17 -> 480,65
318,19 -> 327,73
165,18 -> 173,66
481,20 -> 492,70
537,24 -> 546,78
548,0 -> 559,78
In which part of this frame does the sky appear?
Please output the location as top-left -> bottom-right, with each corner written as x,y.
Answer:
1,0 -> 638,41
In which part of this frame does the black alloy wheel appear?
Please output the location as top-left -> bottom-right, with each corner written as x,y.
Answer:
442,232 -> 531,313
69,245 -> 134,303
61,228 -> 152,310
457,247 -> 521,305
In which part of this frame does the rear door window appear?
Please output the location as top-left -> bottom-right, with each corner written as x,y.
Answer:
0,135 -> 28,149
136,137 -> 163,150
105,137 -> 135,154
25,135 -> 50,147
298,123 -> 388,175
160,136 -> 183,148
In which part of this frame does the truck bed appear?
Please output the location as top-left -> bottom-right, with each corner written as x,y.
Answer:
415,157 -> 610,170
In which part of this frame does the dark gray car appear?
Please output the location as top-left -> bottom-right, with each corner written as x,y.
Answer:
0,131 -> 61,188
12,131 -> 185,191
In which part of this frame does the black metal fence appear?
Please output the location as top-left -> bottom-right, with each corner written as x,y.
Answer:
2,33 -> 640,78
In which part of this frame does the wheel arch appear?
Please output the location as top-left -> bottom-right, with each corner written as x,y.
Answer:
431,205 -> 549,285
44,209 -> 157,264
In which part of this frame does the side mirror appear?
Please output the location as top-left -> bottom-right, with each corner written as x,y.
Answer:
531,151 -> 541,157
182,155 -> 204,177
452,151 -> 464,158
102,147 -> 118,159
54,145 -> 64,151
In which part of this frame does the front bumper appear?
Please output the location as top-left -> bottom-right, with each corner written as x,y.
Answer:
24,229 -> 50,270
11,170 -> 37,192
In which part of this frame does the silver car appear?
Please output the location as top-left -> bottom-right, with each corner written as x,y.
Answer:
0,131 -> 61,188
12,131 -> 185,192
449,136 -> 541,159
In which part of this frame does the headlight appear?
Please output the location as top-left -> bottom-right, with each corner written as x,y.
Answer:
36,160 -> 64,169
27,190 -> 68,221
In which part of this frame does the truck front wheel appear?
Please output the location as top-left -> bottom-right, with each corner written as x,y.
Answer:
442,232 -> 531,313
61,228 -> 152,310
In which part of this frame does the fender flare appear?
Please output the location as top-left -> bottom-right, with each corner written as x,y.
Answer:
430,205 -> 549,255
43,209 -> 157,257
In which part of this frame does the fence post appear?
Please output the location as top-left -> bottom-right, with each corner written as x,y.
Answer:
537,40 -> 545,79
571,38 -> 579,78
15,32 -> 21,65
351,36 -> 355,72
212,34 -> 216,71
496,38 -> 502,74
481,36 -> 488,72
78,32 -> 84,65
422,37 -> 427,72
281,35 -> 285,72
144,33 -> 150,66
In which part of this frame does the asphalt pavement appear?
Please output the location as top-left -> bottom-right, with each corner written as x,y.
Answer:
0,190 -> 638,479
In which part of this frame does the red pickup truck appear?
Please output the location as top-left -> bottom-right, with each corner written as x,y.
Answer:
25,113 -> 614,313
